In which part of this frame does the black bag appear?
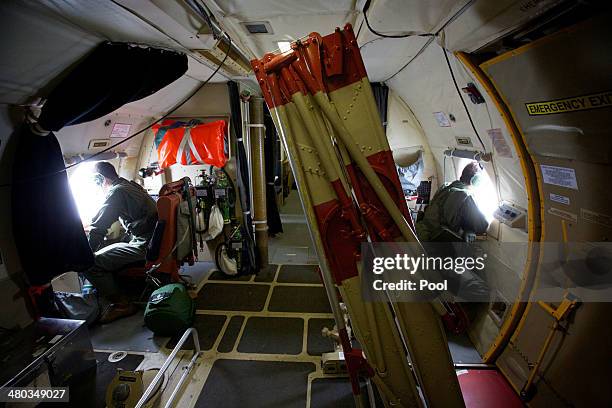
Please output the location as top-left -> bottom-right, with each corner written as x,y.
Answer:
54,291 -> 101,326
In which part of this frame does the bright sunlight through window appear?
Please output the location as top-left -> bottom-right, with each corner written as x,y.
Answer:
69,161 -> 106,224
277,41 -> 292,53
457,158 -> 498,223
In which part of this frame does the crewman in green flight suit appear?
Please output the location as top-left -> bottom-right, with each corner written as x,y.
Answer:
416,161 -> 489,242
416,161 -> 490,301
83,161 -> 158,323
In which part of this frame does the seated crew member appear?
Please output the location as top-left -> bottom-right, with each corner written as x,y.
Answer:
416,161 -> 488,242
84,161 -> 158,323
415,161 -> 490,301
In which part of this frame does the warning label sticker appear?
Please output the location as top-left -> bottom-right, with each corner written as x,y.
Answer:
525,91 -> 612,116
581,208 -> 612,228
549,193 -> 570,206
110,123 -> 131,138
433,112 -> 451,127
540,165 -> 578,190
487,128 -> 513,158
548,207 -> 577,223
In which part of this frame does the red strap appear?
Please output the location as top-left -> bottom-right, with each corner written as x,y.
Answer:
27,285 -> 50,320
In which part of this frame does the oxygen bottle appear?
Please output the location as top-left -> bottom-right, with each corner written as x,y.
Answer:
229,226 -> 243,272
214,169 -> 231,224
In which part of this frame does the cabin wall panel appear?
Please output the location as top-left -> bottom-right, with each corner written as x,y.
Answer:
356,0 -> 456,81
386,90 -> 437,189
385,39 -> 532,356
55,113 -> 152,159
482,16 -> 612,406
387,41 -> 528,216
170,83 -> 231,118
354,0 -> 568,81
442,0 -> 564,52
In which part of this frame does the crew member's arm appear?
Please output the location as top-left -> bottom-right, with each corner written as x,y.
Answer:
461,196 -> 489,235
88,192 -> 122,252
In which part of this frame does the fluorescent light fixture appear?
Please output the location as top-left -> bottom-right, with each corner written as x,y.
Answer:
277,41 -> 292,53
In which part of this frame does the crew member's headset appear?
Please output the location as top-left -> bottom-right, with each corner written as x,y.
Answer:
93,172 -> 105,187
469,162 -> 485,187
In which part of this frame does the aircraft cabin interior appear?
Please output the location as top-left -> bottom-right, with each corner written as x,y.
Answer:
0,0 -> 611,407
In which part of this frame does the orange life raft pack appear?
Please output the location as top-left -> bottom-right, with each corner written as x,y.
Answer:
152,119 -> 227,169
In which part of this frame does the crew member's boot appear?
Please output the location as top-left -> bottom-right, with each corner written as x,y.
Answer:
99,294 -> 138,324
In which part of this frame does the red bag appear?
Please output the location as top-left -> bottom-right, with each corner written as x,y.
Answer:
152,119 -> 227,168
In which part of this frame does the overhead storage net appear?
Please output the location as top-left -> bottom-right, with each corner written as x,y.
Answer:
251,24 -> 464,408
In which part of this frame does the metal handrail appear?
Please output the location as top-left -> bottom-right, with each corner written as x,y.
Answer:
135,327 -> 202,408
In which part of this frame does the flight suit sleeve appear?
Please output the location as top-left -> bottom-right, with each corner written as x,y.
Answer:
88,191 -> 122,252
460,196 -> 489,235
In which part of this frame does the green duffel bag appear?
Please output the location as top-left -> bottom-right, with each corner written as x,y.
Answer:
144,283 -> 195,336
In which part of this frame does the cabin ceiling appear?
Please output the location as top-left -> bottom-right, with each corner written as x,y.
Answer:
1,0 -> 566,108
206,0 -> 360,56
0,0 -> 567,157
208,0 -> 461,81
207,0 -> 566,81
0,0 -> 225,107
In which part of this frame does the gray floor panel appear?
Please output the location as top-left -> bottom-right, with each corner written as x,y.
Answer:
268,286 -> 332,313
166,314 -> 226,350
237,317 -> 304,355
271,245 -> 314,265
269,197 -> 318,264
208,270 -> 253,281
277,264 -> 321,284
194,359 -> 315,408
281,193 -> 305,215
217,315 -> 245,353
254,263 -> 278,282
280,214 -> 307,223
311,378 -> 355,408
447,332 -> 482,364
196,283 -> 269,311
269,221 -> 312,248
307,318 -> 337,356
89,310 -> 167,352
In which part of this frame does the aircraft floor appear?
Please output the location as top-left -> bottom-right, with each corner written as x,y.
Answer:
269,192 -> 318,265
177,262 -> 351,407
85,193 -> 352,407
447,332 -> 482,364
85,192 -> 481,407
88,261 -> 353,407
89,261 -> 212,353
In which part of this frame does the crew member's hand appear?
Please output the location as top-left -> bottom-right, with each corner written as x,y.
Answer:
464,231 -> 476,243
